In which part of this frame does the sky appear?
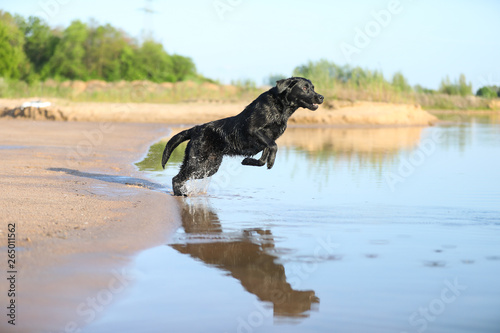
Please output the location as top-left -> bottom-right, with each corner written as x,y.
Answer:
1,0 -> 499,90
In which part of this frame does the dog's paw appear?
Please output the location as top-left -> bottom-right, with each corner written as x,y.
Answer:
172,189 -> 187,196
266,155 -> 276,169
242,158 -> 265,166
241,157 -> 252,165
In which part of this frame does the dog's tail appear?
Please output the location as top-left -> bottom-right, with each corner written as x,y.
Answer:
161,128 -> 192,169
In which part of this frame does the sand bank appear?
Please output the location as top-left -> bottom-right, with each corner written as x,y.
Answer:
1,98 -> 438,126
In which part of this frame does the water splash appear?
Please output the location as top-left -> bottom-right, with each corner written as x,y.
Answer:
180,176 -> 212,196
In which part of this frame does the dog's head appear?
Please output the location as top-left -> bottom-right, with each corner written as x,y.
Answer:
276,77 -> 324,111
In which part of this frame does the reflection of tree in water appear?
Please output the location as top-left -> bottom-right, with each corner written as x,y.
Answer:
276,126 -> 426,183
279,127 -> 425,166
170,199 -> 319,318
436,116 -> 498,152
137,127 -> 425,173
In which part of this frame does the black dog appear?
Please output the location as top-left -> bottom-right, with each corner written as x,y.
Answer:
162,77 -> 324,196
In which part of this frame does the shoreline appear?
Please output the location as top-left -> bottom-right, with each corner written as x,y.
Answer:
0,120 -> 180,332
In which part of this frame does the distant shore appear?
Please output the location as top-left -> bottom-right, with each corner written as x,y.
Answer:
0,98 -> 439,126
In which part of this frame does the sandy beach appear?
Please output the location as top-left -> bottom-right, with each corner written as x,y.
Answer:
0,120 -> 181,332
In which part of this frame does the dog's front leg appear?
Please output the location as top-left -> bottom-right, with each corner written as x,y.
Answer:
248,130 -> 278,169
242,148 -> 269,167
266,145 -> 277,169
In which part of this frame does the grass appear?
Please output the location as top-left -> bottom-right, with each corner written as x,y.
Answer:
314,80 -> 495,111
135,141 -> 186,172
0,78 -> 262,104
0,77 -> 498,111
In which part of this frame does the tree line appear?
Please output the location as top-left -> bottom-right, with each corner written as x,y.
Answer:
1,10 -> 497,101
288,59 -> 498,98
0,11 -> 200,83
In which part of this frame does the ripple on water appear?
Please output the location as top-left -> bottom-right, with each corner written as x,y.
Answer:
423,260 -> 447,268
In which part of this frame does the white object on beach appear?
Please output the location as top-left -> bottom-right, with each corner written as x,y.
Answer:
21,100 -> 52,109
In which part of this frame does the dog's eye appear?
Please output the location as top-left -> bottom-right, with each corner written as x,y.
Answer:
302,86 -> 308,91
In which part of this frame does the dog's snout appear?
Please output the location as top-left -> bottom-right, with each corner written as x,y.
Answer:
317,94 -> 324,103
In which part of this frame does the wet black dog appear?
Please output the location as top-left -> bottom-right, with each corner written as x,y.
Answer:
162,77 -> 324,196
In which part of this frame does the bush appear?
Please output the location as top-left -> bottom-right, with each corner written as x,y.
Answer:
392,71 -> 412,93
476,86 -> 499,98
439,74 -> 472,96
414,84 -> 435,94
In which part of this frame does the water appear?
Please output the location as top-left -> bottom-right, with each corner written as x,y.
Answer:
83,117 -> 500,333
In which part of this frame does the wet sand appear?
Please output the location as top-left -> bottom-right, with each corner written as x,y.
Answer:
0,120 -> 180,332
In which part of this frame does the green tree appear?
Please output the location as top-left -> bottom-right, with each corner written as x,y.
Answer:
119,43 -> 142,80
47,20 -> 89,80
439,76 -> 456,95
0,12 -> 204,84
0,11 -> 28,79
414,84 -> 435,94
171,54 -> 196,81
16,16 -> 59,76
457,74 -> 472,96
439,74 -> 472,96
293,59 -> 338,88
134,40 -> 174,82
476,86 -> 498,98
292,59 -> 392,91
392,71 -> 412,92
84,23 -> 130,81
349,67 -> 387,88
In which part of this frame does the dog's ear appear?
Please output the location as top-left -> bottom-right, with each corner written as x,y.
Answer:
276,78 -> 299,94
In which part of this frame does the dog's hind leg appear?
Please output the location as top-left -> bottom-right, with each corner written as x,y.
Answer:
172,158 -> 193,196
172,173 -> 188,196
172,141 -> 196,196
172,141 -> 224,196
241,148 -> 269,167
173,159 -> 222,196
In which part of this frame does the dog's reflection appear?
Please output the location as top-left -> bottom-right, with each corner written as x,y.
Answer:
170,198 -> 319,318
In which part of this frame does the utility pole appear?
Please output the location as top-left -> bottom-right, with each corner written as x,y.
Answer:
139,0 -> 157,42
